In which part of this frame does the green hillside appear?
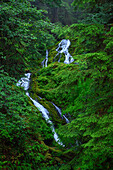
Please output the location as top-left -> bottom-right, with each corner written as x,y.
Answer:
0,0 -> 113,169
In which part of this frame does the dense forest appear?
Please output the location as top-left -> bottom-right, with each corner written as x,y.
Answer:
0,0 -> 113,169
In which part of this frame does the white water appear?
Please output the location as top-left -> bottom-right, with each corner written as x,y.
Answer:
45,49 -> 48,67
41,49 -> 48,67
41,39 -> 74,67
52,103 -> 69,123
38,96 -> 42,99
17,73 -> 64,146
54,39 -> 74,64
63,115 -> 70,124
26,92 -> 63,145
16,73 -> 31,91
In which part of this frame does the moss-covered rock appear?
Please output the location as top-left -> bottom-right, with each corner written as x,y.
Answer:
29,93 -> 66,127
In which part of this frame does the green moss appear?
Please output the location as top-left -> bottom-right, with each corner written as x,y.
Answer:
30,62 -> 78,111
29,92 -> 66,127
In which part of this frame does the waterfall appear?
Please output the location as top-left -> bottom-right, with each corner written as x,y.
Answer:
42,40 -> 74,67
54,39 -> 74,64
17,73 -> 64,146
26,92 -> 63,145
52,103 -> 69,123
45,49 -> 48,67
16,73 -> 31,91
41,49 -> 48,68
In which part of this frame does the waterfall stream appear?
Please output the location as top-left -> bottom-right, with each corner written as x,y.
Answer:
54,39 -> 74,64
16,73 -> 31,91
41,39 -> 74,67
41,49 -> 48,67
52,103 -> 69,123
17,39 -> 73,146
17,73 -> 64,146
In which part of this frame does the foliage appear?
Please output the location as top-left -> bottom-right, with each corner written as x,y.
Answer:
58,27 -> 113,169
0,68 -> 64,169
37,0 -> 62,6
31,24 -> 113,169
30,63 -> 79,110
33,24 -> 107,111
72,0 -> 113,24
51,23 -> 106,55
32,0 -> 77,25
0,0 -> 56,78
1,0 -> 113,169
81,3 -> 113,24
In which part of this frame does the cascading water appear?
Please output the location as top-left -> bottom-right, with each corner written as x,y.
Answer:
17,73 -> 64,146
16,73 -> 31,91
45,49 -> 48,67
52,103 -> 69,123
54,39 -> 74,64
26,92 -> 63,145
16,39 -> 74,146
41,49 -> 48,68
41,39 -> 74,67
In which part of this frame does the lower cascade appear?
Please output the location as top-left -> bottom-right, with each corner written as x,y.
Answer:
17,73 -> 64,146
52,102 -> 69,123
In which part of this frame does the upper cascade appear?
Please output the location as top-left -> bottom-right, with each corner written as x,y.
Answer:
41,39 -> 74,67
54,39 -> 74,64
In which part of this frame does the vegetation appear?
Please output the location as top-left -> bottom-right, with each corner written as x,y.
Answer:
32,0 -> 78,25
72,0 -> 113,24
0,0 -> 113,169
0,69 -> 66,169
0,0 -> 56,78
